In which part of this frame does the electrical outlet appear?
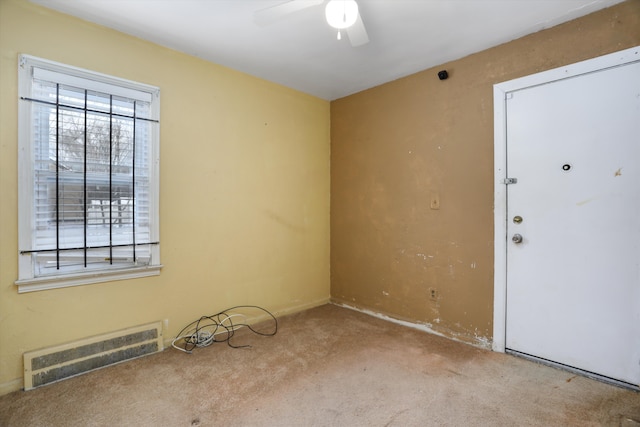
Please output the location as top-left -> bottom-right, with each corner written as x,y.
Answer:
429,288 -> 438,301
430,193 -> 440,210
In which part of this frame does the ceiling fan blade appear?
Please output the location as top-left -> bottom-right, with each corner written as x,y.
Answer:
346,12 -> 369,47
254,0 -> 325,26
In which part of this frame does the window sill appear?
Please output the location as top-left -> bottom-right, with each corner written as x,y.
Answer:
15,265 -> 163,293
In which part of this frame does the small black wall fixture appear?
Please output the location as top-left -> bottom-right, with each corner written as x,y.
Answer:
438,70 -> 448,80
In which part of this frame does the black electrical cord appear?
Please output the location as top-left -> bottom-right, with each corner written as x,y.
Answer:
171,305 -> 277,353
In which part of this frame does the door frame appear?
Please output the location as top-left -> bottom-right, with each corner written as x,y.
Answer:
492,46 -> 640,353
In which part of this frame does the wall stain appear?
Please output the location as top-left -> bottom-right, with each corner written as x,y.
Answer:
265,210 -> 305,233
576,198 -> 595,206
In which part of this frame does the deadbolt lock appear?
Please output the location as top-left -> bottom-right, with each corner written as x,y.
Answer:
513,215 -> 523,224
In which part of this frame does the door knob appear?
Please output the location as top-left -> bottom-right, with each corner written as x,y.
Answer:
512,234 -> 523,244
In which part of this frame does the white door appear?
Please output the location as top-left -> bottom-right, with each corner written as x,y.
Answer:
503,57 -> 640,386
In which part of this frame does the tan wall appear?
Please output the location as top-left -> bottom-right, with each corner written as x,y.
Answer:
0,0 -> 330,394
330,1 -> 640,346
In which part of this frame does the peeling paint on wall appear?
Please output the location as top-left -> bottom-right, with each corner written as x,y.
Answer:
330,0 -> 640,346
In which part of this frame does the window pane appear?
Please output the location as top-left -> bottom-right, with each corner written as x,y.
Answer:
87,90 -> 110,114
58,107 -> 85,171
58,85 -> 85,110
112,96 -> 134,117
31,79 -> 57,103
135,101 -> 152,120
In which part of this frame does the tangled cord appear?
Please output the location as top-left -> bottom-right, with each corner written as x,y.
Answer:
171,305 -> 277,354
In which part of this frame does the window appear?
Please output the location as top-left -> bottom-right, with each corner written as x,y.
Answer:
17,55 -> 161,293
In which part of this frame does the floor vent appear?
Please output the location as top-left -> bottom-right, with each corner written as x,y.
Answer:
23,322 -> 163,390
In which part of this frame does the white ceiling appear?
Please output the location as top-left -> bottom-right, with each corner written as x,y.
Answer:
31,0 -> 625,100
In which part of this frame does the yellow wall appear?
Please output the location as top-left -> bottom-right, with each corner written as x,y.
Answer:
0,0 -> 330,394
330,0 -> 640,346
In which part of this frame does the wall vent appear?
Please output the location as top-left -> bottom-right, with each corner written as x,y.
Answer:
23,322 -> 163,390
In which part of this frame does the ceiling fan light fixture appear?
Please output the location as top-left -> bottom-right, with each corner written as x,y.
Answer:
325,0 -> 358,29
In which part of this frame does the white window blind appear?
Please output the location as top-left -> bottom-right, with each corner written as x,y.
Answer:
17,55 -> 161,292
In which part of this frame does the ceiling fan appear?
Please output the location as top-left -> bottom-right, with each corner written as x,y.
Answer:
254,0 -> 370,47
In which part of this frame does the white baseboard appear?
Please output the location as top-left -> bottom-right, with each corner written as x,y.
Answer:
0,378 -> 23,396
332,300 -> 492,350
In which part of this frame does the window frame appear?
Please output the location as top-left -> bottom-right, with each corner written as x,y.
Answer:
16,55 -> 161,293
